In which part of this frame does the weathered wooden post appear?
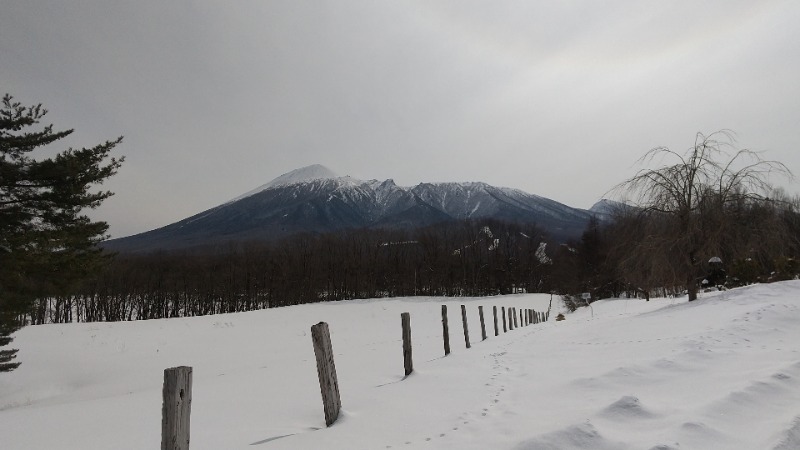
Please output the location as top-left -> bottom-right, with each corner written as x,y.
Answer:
509,308 -> 514,330
461,305 -> 471,349
442,305 -> 450,355
311,322 -> 341,427
401,312 -> 413,376
513,308 -> 519,328
479,306 -> 487,341
162,366 -> 192,450
493,305 -> 499,336
502,307 -> 507,332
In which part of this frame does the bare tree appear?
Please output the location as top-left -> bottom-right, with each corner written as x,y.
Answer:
613,131 -> 792,301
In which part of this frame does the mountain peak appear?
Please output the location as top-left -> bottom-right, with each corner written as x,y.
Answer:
265,164 -> 339,188
229,164 -> 339,202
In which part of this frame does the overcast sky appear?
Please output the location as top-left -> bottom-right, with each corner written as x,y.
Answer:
3,1 -> 799,238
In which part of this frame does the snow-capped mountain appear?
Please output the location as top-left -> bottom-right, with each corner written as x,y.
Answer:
105,165 -> 596,252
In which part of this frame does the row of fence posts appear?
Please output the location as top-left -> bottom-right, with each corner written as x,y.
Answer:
159,304 -> 550,448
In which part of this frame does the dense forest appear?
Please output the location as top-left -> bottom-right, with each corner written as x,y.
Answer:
27,193 -> 800,325
30,220 -> 553,323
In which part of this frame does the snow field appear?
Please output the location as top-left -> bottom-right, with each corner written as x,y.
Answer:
1,282 -> 800,449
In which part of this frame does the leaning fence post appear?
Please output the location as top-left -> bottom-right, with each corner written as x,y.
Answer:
162,366 -> 192,450
461,305 -> 471,348
502,307 -> 507,332
442,305 -> 451,355
493,305 -> 499,336
311,322 -> 341,427
479,306 -> 487,341
401,312 -> 413,376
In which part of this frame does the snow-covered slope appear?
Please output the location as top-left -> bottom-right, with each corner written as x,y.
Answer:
2,281 -> 800,449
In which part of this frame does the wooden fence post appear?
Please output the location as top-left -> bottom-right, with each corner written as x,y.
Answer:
311,322 -> 341,427
513,308 -> 519,328
442,305 -> 450,356
479,306 -> 487,341
493,305 -> 499,336
502,307 -> 507,332
401,312 -> 413,376
162,366 -> 192,450
461,305 -> 471,349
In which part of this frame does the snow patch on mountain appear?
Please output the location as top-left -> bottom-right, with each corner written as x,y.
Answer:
265,164 -> 339,188
229,164 -> 340,202
589,199 -> 630,220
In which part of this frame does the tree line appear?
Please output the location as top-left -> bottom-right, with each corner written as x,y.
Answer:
28,219 -> 557,324
552,193 -> 800,305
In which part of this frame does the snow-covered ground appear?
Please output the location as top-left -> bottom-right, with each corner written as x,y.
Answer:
2,282 -> 800,449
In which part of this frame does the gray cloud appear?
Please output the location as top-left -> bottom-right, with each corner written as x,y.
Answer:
2,0 -> 798,238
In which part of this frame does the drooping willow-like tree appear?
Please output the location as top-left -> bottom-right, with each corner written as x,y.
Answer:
613,131 -> 792,300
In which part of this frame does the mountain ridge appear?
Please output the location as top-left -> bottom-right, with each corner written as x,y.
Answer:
104,165 -> 601,253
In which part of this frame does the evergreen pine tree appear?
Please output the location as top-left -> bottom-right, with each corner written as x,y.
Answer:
0,94 -> 123,372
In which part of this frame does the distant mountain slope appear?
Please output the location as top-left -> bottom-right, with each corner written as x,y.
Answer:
104,165 -> 595,252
